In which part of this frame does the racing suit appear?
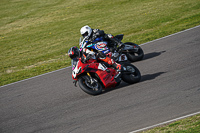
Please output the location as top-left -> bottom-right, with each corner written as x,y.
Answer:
80,29 -> 122,70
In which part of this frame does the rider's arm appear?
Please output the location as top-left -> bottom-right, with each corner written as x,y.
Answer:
104,33 -> 125,48
83,48 -> 95,56
81,48 -> 96,63
93,29 -> 105,37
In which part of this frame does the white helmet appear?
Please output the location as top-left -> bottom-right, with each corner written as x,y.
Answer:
80,25 -> 92,38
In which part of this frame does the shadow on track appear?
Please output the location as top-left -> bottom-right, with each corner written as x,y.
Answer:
143,51 -> 166,60
83,51 -> 167,95
140,72 -> 166,82
101,72 -> 166,95
101,81 -> 130,94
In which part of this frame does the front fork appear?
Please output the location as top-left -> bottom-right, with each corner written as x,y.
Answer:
73,72 -> 93,87
87,72 -> 95,84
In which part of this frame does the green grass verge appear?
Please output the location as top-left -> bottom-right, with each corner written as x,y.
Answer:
142,114 -> 200,133
0,0 -> 200,132
0,0 -> 200,86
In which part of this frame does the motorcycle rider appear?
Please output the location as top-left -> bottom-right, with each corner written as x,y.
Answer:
80,25 -> 124,51
68,46 -> 80,70
79,25 -> 124,71
68,45 -> 121,72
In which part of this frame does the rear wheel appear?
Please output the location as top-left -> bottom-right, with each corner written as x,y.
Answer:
121,63 -> 141,84
78,75 -> 103,95
125,42 -> 144,62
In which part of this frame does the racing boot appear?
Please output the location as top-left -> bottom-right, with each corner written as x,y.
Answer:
112,63 -> 122,79
112,63 -> 122,72
98,55 -> 121,72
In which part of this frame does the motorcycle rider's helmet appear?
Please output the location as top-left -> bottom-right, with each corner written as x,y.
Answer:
80,25 -> 92,38
68,46 -> 80,59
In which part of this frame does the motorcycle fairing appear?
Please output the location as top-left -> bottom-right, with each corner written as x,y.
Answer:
86,41 -> 110,54
95,41 -> 109,51
114,34 -> 124,41
95,68 -> 118,88
83,62 -> 118,88
123,44 -> 135,50
93,37 -> 104,42
72,58 -> 118,88
98,63 -> 107,71
123,43 -> 140,53
72,62 -> 81,80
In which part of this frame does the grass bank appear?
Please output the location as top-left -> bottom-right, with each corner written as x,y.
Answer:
142,113 -> 200,133
0,0 -> 200,86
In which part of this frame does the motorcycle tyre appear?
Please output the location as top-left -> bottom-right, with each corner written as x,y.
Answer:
124,42 -> 144,62
78,76 -> 103,95
121,63 -> 141,84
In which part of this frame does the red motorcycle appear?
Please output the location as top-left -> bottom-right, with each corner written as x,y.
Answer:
71,57 -> 141,95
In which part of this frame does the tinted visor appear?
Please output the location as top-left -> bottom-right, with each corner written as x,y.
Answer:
82,32 -> 88,38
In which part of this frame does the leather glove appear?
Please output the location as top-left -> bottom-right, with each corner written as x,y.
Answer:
81,54 -> 93,63
81,57 -> 86,63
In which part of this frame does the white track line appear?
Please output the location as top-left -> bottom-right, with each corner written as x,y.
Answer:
1,25 -> 200,89
0,66 -> 71,88
129,25 -> 200,133
129,111 -> 200,133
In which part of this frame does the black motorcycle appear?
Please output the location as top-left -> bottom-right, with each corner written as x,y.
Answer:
109,34 -> 144,62
79,34 -> 144,63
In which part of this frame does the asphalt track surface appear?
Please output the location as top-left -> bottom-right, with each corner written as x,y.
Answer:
1,26 -> 200,133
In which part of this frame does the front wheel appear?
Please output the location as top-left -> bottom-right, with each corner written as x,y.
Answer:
124,42 -> 144,62
121,63 -> 141,84
78,75 -> 103,95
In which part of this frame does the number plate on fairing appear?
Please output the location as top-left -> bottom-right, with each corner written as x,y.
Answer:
118,54 -> 128,61
98,63 -> 107,71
